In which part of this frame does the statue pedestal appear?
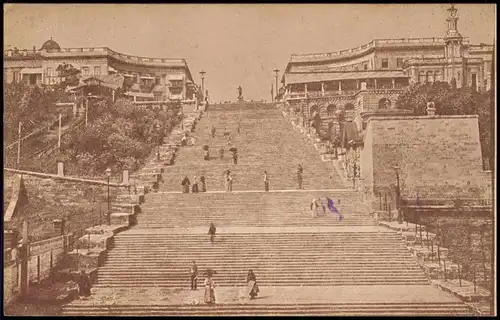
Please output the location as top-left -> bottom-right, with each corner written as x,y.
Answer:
237,97 -> 244,103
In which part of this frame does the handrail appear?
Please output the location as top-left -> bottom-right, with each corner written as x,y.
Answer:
3,168 -> 127,187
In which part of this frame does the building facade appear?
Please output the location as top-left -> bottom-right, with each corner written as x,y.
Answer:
281,5 -> 494,144
4,38 -> 201,103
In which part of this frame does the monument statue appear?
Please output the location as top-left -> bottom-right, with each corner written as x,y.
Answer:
237,86 -> 243,99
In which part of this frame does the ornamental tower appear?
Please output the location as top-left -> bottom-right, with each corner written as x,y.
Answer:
443,4 -> 464,87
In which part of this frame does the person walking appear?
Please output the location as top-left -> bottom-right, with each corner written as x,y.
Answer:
219,147 -> 224,160
264,171 -> 269,192
77,269 -> 91,298
237,122 -> 241,134
297,164 -> 303,190
227,134 -> 232,145
200,175 -> 206,192
181,133 -> 188,147
246,270 -> 259,300
232,150 -> 238,165
208,222 -> 216,244
211,126 -> 216,139
227,171 -> 233,192
204,271 -> 216,305
190,261 -> 198,291
192,176 -> 199,193
181,176 -> 190,193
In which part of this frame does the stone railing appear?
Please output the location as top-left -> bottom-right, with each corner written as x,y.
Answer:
290,37 -> 456,63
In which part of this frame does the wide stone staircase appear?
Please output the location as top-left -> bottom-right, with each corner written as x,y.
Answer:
161,103 -> 345,191
62,103 -> 475,316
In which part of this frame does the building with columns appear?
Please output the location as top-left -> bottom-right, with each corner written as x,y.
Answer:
280,5 -> 494,146
4,38 -> 201,103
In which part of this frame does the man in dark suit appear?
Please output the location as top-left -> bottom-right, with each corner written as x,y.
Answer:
190,261 -> 198,290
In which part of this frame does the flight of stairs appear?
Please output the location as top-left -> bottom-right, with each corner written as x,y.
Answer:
161,103 -> 345,191
62,103 -> 475,316
138,191 -> 371,227
94,231 -> 429,288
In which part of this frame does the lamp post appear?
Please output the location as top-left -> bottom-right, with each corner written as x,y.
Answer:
394,165 -> 402,223
199,70 -> 206,101
352,160 -> 357,189
156,124 -> 161,161
273,69 -> 280,102
105,168 -> 112,226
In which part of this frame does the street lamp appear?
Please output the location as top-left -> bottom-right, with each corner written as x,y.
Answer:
199,70 -> 206,101
156,124 -> 161,161
85,93 -> 92,127
393,165 -> 402,223
273,69 -> 280,102
105,168 -> 112,226
352,155 -> 357,189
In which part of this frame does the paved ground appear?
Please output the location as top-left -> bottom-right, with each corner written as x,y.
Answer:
122,225 -> 393,234
87,285 -> 461,306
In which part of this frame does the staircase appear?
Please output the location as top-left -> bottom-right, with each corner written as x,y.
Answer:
62,103 -> 475,316
161,103 -> 345,191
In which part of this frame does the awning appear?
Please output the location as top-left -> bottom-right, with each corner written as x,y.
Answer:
108,65 -> 118,73
140,76 -> 155,80
286,71 -> 408,85
168,74 -> 184,81
20,68 -> 43,74
152,85 -> 166,93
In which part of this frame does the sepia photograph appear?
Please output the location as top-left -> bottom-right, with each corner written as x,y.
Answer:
3,3 -> 496,316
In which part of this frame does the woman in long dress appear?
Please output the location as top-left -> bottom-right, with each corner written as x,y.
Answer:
192,176 -> 199,193
246,270 -> 259,300
200,176 -> 207,192
204,274 -> 216,304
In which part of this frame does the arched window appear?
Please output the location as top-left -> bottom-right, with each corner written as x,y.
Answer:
435,70 -> 442,82
378,98 -> 391,109
345,103 -> 354,110
426,71 -> 434,83
419,71 -> 426,84
327,104 -> 336,116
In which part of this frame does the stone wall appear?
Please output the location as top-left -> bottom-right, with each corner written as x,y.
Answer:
28,234 -> 72,283
6,171 -> 127,242
361,114 -> 492,211
3,258 -> 19,306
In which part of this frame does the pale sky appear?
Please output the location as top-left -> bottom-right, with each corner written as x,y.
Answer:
4,4 -> 496,102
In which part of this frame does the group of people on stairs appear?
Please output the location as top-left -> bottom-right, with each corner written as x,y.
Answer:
181,175 -> 207,193
189,260 -> 259,305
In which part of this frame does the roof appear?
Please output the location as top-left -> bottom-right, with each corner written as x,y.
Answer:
41,38 -> 61,51
168,74 -> 184,81
341,122 -> 362,148
96,74 -> 125,90
285,71 -> 408,85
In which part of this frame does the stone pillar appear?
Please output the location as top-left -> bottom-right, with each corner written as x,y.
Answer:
57,162 -> 64,177
356,80 -> 360,90
392,78 -> 395,89
304,84 -> 308,95
122,169 -> 130,185
338,81 -> 342,94
112,89 -> 115,102
321,82 -> 325,96
72,103 -> 77,117
361,82 -> 367,90
374,79 -> 378,89
20,220 -> 29,298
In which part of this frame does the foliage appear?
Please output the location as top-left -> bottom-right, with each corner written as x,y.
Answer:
55,63 -> 81,90
396,82 -> 494,167
3,82 -> 59,145
56,98 -> 180,176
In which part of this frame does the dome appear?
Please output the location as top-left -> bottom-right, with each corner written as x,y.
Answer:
40,38 -> 60,51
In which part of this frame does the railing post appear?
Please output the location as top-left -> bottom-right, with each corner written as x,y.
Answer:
37,255 -> 41,284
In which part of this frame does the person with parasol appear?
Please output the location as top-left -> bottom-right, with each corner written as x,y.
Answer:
203,268 -> 217,304
246,270 -> 259,300
203,145 -> 210,161
229,147 -> 238,165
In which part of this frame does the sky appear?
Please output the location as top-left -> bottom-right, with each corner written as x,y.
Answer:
4,4 -> 496,102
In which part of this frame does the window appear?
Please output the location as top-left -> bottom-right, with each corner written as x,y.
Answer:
381,59 -> 389,69
396,58 -> 404,68
94,66 -> 101,76
47,67 -> 53,77
82,67 -> 89,76
155,77 -> 161,85
364,63 -> 368,70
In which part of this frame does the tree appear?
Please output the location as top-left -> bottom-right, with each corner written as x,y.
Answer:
55,63 -> 81,90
